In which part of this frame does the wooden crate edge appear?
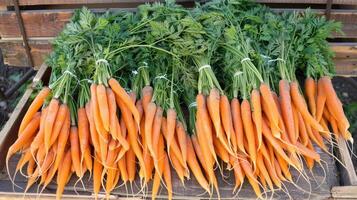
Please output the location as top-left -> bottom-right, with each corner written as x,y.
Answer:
0,64 -> 49,170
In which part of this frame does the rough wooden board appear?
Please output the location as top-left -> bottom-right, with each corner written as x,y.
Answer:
257,0 -> 357,4
336,137 -> 357,186
331,186 -> 357,199
0,0 -> 195,6
0,8 -> 357,38
0,144 -> 338,199
333,59 -> 357,76
0,41 -> 52,69
330,43 -> 357,59
0,0 -> 356,6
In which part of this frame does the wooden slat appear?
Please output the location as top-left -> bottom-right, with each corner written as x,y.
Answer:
0,40 -> 52,68
0,0 -> 356,6
336,137 -> 357,185
330,42 -> 357,59
331,186 -> 357,199
256,0 -> 357,5
0,8 -> 357,38
0,0 -> 195,7
333,59 -> 357,76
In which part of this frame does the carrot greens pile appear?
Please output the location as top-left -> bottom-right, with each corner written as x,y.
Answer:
7,1 -> 351,199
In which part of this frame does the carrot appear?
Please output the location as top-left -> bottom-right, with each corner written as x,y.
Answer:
297,111 -> 309,146
90,84 -> 108,142
231,98 -> 246,154
142,85 -> 153,114
175,121 -> 187,168
49,104 -> 68,147
152,170 -> 161,200
78,107 -> 92,173
261,118 -> 296,168
114,116 -> 129,151
263,156 -> 281,188
30,107 -> 48,153
261,95 -> 281,139
107,88 -> 118,139
145,102 -> 157,159
45,111 -> 70,184
220,95 -> 236,151
260,83 -> 280,131
116,94 -> 145,174
105,167 -> 118,195
316,78 -> 327,122
292,103 -> 299,143
166,108 -> 177,156
136,99 -> 144,123
251,89 -> 263,149
70,126 -> 82,176
106,139 -> 120,167
257,153 -> 274,190
56,149 -> 72,200
118,154 -> 128,182
141,117 -> 154,182
152,106 -> 163,168
85,101 -> 100,153
44,98 -> 60,152
161,118 -> 186,168
96,84 -> 110,131
196,94 -> 218,161
229,155 -> 244,190
241,99 -> 257,167
321,76 -> 349,133
7,112 -> 41,174
126,147 -> 136,182
290,81 -> 324,132
305,77 -> 317,117
186,136 -> 210,193
19,87 -> 50,134
27,157 -> 35,176
109,78 -> 140,126
304,139 -> 315,170
295,142 -> 320,161
213,137 -> 229,164
276,151 -> 292,182
279,80 -> 296,144
169,149 -> 185,184
163,154 -> 173,200
207,89 -> 232,154
240,155 -> 262,197
93,154 -> 103,199
191,135 -> 207,173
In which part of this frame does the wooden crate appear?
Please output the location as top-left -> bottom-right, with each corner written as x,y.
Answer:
0,0 -> 357,74
0,63 -> 354,199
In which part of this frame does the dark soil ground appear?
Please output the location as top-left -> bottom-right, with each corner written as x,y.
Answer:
0,65 -> 31,130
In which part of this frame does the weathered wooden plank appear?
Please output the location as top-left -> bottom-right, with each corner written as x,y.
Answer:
0,0 -> 195,6
0,8 -> 357,38
257,0 -> 357,5
0,0 -> 356,6
330,43 -> 357,59
336,137 -> 357,185
334,59 -> 357,76
331,186 -> 357,199
0,40 -> 52,68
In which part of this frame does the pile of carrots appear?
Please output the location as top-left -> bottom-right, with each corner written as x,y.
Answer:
5,1 -> 353,200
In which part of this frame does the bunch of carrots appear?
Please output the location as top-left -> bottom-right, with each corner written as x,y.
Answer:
5,2 -> 353,200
